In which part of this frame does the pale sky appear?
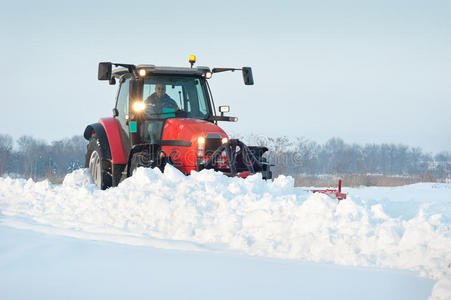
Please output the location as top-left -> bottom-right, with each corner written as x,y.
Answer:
0,0 -> 450,153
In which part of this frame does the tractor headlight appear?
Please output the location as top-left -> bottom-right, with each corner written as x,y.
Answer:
138,68 -> 147,77
133,102 -> 146,112
221,137 -> 229,144
197,136 -> 205,145
197,136 -> 205,156
205,71 -> 212,79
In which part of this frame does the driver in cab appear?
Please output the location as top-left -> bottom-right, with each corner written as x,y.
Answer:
144,83 -> 179,117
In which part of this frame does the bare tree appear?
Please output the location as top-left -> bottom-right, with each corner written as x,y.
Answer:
0,134 -> 13,176
17,136 -> 49,180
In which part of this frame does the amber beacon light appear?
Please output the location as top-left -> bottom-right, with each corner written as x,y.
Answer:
189,55 -> 196,68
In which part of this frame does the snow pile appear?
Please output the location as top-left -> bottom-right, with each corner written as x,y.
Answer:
429,275 -> 451,300
0,166 -> 450,280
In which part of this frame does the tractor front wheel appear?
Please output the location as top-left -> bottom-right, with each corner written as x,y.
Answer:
85,137 -> 112,190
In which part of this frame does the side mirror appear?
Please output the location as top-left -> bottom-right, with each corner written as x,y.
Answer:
219,105 -> 230,116
242,67 -> 254,85
98,62 -> 112,80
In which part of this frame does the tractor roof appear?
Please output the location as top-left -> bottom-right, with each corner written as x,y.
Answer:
112,64 -> 211,78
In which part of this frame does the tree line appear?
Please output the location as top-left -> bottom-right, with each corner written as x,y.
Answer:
0,133 -> 449,181
242,135 -> 450,180
0,134 -> 86,181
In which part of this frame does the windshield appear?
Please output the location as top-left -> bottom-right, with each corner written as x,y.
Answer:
142,76 -> 211,120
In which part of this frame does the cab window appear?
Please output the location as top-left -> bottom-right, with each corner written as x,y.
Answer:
116,78 -> 130,131
141,76 -> 210,119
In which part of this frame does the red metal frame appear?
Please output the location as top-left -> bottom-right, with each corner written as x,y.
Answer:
161,118 -> 228,175
312,179 -> 347,200
237,171 -> 253,178
99,118 -> 127,164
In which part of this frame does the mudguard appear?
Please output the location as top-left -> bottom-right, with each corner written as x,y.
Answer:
83,118 -> 127,164
83,123 -> 111,160
99,118 -> 127,164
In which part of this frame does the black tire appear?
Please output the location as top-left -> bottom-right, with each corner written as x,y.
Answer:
85,136 -> 112,190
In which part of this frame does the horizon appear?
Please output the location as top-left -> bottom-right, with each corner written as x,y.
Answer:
1,131 -> 449,156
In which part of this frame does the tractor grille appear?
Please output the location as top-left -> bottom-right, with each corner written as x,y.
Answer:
205,137 -> 222,156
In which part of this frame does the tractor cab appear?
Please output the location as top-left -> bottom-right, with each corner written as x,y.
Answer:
112,67 -> 215,146
85,57 -> 271,190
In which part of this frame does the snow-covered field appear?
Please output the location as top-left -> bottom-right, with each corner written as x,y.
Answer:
1,166 -> 450,299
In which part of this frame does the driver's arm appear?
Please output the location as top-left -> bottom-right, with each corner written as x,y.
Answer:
168,98 -> 180,110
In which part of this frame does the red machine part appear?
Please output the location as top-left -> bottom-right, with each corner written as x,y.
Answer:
97,117 -> 255,178
237,171 -> 253,178
99,118 -> 127,164
312,179 -> 347,201
160,118 -> 228,174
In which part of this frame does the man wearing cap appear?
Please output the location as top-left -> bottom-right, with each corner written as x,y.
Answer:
144,83 -> 179,143
145,83 -> 179,116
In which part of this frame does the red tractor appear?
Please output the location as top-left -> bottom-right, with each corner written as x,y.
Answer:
84,56 -> 272,189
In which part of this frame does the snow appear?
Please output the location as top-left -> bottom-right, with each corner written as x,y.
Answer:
430,275 -> 451,300
1,166 -> 450,299
0,225 -> 435,300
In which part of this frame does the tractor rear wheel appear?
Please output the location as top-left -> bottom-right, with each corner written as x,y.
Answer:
85,137 -> 112,190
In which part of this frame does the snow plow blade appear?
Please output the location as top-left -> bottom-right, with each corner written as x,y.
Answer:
312,179 -> 347,200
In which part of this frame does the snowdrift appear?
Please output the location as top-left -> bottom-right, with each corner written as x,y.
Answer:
430,275 -> 451,300
0,166 -> 450,280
